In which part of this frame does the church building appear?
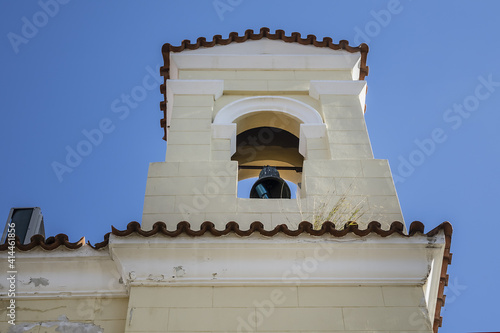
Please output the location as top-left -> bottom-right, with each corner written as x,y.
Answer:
1,28 -> 452,333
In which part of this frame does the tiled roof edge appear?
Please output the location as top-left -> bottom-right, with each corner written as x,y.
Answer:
158,27 -> 369,140
431,221 -> 453,333
0,234 -> 86,251
1,220 -> 451,251
0,220 -> 452,333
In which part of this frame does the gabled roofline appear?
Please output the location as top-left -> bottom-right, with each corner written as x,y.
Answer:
158,27 -> 369,140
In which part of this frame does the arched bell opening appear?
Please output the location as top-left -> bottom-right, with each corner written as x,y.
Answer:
232,113 -> 304,198
232,126 -> 303,183
235,111 -> 301,138
213,97 -> 323,199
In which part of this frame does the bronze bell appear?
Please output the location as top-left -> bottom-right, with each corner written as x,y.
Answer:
249,166 -> 291,199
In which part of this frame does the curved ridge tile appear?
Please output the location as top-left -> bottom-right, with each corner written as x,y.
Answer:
0,234 -> 86,251
90,232 -> 110,250
409,220 -> 426,235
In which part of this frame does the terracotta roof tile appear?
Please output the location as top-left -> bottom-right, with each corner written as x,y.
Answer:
159,27 -> 369,140
0,220 -> 452,333
0,234 -> 86,251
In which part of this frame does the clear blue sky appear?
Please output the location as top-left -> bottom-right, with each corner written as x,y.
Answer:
1,1 -> 499,332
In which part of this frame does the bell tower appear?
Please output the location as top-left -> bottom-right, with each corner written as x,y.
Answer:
0,29 -> 451,333
142,28 -> 404,231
